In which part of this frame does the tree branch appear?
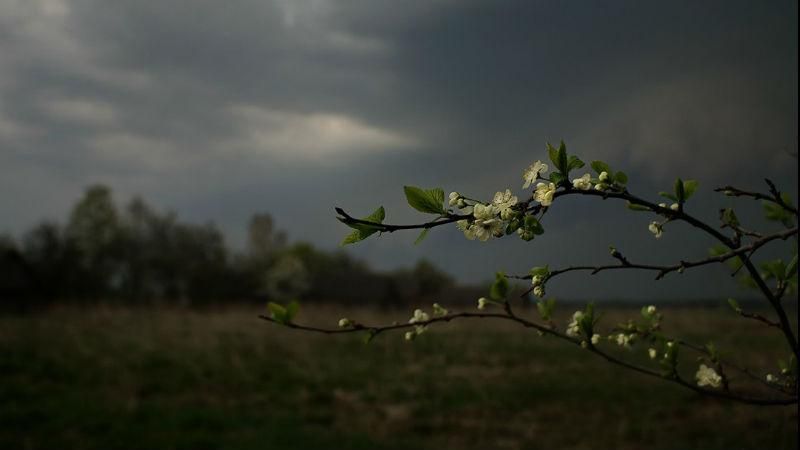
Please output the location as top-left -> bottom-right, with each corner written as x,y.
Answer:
260,311 -> 797,406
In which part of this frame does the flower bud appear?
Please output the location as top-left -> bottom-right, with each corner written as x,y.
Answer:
338,318 -> 352,328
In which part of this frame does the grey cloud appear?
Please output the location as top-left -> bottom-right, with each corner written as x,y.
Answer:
0,0 -> 796,299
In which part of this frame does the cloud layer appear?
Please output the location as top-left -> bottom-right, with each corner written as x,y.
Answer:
0,0 -> 797,299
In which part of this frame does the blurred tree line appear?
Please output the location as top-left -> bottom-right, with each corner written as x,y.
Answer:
0,185 -> 464,311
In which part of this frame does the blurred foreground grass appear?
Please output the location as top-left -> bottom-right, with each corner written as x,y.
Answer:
1,304 -> 797,450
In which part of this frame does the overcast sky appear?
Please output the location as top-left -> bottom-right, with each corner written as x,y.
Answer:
1,0 -> 797,300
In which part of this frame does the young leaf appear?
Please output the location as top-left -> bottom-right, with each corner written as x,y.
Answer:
727,298 -> 742,313
490,272 -> 509,300
550,172 -> 567,186
524,215 -> 544,235
536,298 -> 556,321
267,302 -> 288,324
658,192 -> 678,202
286,300 -> 300,322
340,206 -> 386,246
404,186 -> 445,214
626,201 -> 650,212
674,178 -> 685,203
414,228 -> 430,245
720,208 -> 740,227
682,180 -> 699,200
547,142 -> 559,169
785,255 -> 797,280
568,155 -> 585,171
614,171 -> 628,185
590,160 -> 611,175
557,141 -> 568,175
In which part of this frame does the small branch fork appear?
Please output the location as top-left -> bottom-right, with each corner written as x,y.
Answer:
259,310 -> 797,406
513,227 -> 797,297
715,179 -> 798,215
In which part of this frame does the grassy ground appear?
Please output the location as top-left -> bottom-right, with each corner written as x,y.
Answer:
0,304 -> 797,450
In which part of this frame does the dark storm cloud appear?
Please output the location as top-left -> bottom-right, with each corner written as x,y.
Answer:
0,0 -> 796,299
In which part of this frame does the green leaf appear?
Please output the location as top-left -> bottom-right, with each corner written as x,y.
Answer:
524,215 -> 544,235
550,172 -> 567,186
614,171 -> 628,185
267,302 -> 288,324
529,266 -> 550,278
414,228 -> 430,245
626,201 -> 650,212
761,259 -> 786,281
785,255 -> 797,280
547,142 -> 559,169
536,298 -> 556,321
286,300 -> 300,321
682,180 -> 698,200
567,155 -> 585,171
340,206 -> 386,246
404,186 -> 445,214
590,161 -> 611,175
557,141 -> 568,175
674,178 -> 685,203
659,192 -> 678,202
505,219 -> 521,235
727,298 -> 742,313
490,272 -> 509,300
720,208 -> 740,227
763,201 -> 793,224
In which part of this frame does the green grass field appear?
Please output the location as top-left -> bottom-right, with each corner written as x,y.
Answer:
1,304 -> 797,450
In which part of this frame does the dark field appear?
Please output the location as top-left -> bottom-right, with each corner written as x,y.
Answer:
1,304 -> 797,450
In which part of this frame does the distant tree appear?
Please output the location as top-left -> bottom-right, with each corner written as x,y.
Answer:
65,185 -> 123,298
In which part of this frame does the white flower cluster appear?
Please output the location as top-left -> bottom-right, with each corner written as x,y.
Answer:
531,274 -> 546,298
695,364 -> 722,388
477,297 -> 490,310
613,333 -> 635,349
454,189 -> 518,242
404,308 -> 430,341
566,311 -> 584,337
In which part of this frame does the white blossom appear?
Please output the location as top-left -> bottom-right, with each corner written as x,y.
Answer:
477,297 -> 489,310
646,305 -> 656,315
591,334 -> 601,345
492,189 -> 518,220
670,203 -> 679,211
615,333 -> 634,348
566,311 -> 584,337
598,171 -> 609,182
648,221 -> 663,239
338,318 -> 352,328
523,161 -> 549,189
572,173 -> 592,190
648,348 -> 658,359
534,182 -> 557,206
473,203 -> 498,220
658,203 -> 667,208
409,309 -> 430,324
404,331 -> 415,341
448,191 -> 461,207
432,303 -> 448,316
531,275 -> 543,287
471,218 -> 504,241
533,285 -> 545,298
695,364 -> 722,388
766,374 -> 776,383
